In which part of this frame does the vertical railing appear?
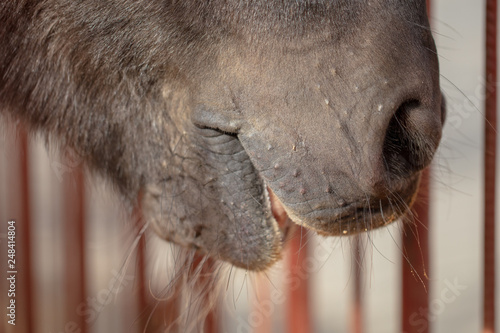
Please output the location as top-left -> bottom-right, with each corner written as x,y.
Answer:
287,227 -> 311,333
7,1 -> 500,332
18,126 -> 34,333
63,165 -> 87,333
350,235 -> 363,333
4,124 -> 35,333
483,1 -> 497,332
134,192 -> 148,331
402,168 -> 430,333
401,1 -> 432,332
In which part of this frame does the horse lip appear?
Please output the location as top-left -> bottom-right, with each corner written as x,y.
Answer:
262,167 -> 419,238
266,192 -> 405,236
316,205 -> 398,235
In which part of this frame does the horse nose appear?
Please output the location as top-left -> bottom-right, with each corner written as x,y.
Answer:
381,94 -> 444,183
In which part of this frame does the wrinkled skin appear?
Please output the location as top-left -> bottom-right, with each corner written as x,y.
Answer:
0,0 -> 444,271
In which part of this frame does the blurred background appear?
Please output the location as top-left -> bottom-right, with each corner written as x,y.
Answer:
0,1 -> 498,332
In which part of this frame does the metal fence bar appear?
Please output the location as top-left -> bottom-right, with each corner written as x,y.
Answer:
401,3 -> 433,333
287,227 -> 311,333
193,255 -> 219,333
63,166 -> 87,333
204,306 -> 218,333
19,126 -> 34,333
483,1 -> 497,332
350,235 -> 363,333
253,275 -> 272,333
402,168 -> 431,333
133,195 -> 147,332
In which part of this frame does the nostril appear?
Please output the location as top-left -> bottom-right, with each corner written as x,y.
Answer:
382,99 -> 442,179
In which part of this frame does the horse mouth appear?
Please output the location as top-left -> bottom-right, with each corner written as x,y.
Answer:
266,175 -> 420,240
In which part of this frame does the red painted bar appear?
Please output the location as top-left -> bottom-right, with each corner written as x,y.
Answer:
350,235 -> 363,333
190,254 -> 219,333
198,256 -> 219,333
252,276 -> 272,333
484,1 -> 497,332
19,126 -> 34,333
63,165 -> 87,333
287,226 -> 311,333
153,254 -> 218,332
402,168 -> 430,333
133,193 -> 148,331
204,306 -> 218,333
401,2 -> 433,332
3,124 -> 35,333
